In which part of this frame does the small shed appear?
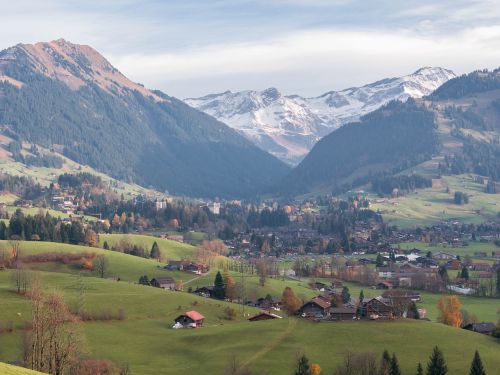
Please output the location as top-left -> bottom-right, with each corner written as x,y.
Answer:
151,277 -> 175,290
463,322 -> 495,335
329,307 -> 356,321
248,311 -> 282,322
175,311 -> 205,328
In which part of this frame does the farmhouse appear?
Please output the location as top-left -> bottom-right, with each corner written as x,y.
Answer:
193,286 -> 214,298
248,311 -> 282,322
174,311 -> 205,328
150,277 -> 175,290
434,251 -> 456,260
329,307 -> 356,321
360,297 -> 394,320
463,322 -> 496,335
298,297 -> 331,318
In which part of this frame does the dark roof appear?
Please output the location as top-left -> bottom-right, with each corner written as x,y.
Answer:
310,297 -> 331,309
151,277 -> 175,284
248,311 -> 282,320
463,322 -> 496,333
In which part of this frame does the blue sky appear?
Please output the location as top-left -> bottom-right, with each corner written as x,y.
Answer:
3,0 -> 500,97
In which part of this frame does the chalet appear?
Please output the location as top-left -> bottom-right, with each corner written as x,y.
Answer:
473,252 -> 488,258
329,307 -> 356,321
193,286 -> 214,298
463,322 -> 496,335
174,311 -> 205,328
377,267 -> 395,279
248,311 -> 282,322
150,277 -> 175,290
360,297 -> 394,320
254,297 -> 281,310
311,281 -> 328,291
471,263 -> 491,271
299,297 -> 331,318
376,281 -> 393,290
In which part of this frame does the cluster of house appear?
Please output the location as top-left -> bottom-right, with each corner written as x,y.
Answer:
298,289 -> 423,321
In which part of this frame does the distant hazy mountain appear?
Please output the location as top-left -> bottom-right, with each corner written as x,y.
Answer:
0,39 -> 289,198
185,67 -> 456,164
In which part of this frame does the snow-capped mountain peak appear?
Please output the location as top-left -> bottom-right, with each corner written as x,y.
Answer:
185,67 -> 456,165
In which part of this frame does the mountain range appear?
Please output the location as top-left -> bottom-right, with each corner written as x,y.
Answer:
185,67 -> 456,164
0,39 -> 289,198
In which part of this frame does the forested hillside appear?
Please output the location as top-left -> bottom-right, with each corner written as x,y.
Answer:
273,100 -> 440,195
0,40 -> 289,198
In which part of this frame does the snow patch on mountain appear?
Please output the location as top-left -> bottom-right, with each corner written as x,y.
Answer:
185,67 -> 456,165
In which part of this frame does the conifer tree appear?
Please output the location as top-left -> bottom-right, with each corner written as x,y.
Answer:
213,271 -> 225,300
416,362 -> 423,375
390,353 -> 401,375
469,350 -> 486,375
427,346 -> 448,375
150,241 -> 160,260
379,350 -> 391,375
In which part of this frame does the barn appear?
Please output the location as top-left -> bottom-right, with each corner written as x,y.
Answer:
174,311 -> 205,328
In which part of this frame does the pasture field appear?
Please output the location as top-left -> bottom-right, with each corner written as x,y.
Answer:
0,269 -> 499,375
369,175 -> 500,228
396,241 -> 498,260
0,363 -> 42,375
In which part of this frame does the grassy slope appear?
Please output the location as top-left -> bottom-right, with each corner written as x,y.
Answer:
0,240 -> 197,283
0,363 -> 42,375
98,234 -> 198,261
370,175 -> 500,228
0,270 -> 499,375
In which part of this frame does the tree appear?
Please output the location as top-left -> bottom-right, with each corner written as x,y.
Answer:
94,254 -> 108,279
224,273 -> 236,301
24,283 -> 83,374
496,267 -> 500,296
460,266 -> 469,280
281,287 -> 302,315
213,271 -> 226,300
390,353 -> 401,375
427,346 -> 448,375
380,350 -> 391,375
256,259 -> 267,286
376,253 -> 384,267
84,229 -> 98,247
437,296 -> 462,327
341,286 -> 350,304
416,362 -> 423,375
103,241 -> 109,250
469,350 -> 486,375
294,354 -> 311,375
150,241 -> 160,260
138,275 -> 150,285
310,363 -> 322,375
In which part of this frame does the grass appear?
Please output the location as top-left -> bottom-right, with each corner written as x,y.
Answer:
0,269 -> 499,375
0,363 -> 42,375
369,175 -> 500,228
395,241 -> 498,260
98,234 -> 198,261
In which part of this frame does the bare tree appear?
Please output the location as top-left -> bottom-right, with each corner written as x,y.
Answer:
94,255 -> 108,279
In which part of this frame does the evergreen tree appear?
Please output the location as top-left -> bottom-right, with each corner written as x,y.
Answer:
103,241 -> 109,250
341,286 -> 350,303
138,275 -> 150,285
213,271 -> 225,300
496,267 -> 500,296
469,350 -> 486,375
460,266 -> 469,280
376,253 -> 384,267
294,354 -> 311,375
427,346 -> 448,375
416,363 -> 423,375
150,241 -> 160,260
390,353 -> 402,375
379,350 -> 391,375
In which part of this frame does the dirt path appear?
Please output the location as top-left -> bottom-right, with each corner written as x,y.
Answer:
241,318 -> 298,368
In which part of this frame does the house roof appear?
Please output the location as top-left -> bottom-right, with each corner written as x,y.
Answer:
463,322 -> 495,333
152,277 -> 175,284
330,307 -> 356,314
185,311 -> 205,321
310,297 -> 331,309
248,311 -> 282,320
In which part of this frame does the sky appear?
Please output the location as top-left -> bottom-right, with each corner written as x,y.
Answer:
2,0 -> 500,98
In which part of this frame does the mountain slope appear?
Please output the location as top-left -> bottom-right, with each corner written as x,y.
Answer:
0,39 -> 289,198
185,67 -> 455,164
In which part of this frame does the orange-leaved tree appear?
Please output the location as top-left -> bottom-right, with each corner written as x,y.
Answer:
281,286 -> 302,315
437,296 -> 463,327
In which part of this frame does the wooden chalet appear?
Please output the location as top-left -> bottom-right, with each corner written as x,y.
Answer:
463,322 -> 496,335
360,297 -> 394,320
329,307 -> 356,321
174,311 -> 205,328
150,277 -> 175,290
298,296 -> 331,318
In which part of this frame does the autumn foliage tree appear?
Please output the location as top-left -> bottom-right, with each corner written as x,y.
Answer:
437,296 -> 463,327
281,287 -> 302,315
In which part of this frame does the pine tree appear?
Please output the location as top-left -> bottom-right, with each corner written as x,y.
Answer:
427,346 -> 448,375
294,354 -> 311,375
103,241 -> 109,250
380,350 -> 391,375
390,353 -> 401,375
150,241 -> 160,260
376,253 -> 384,267
341,286 -> 350,303
213,271 -> 225,300
469,350 -> 486,375
416,363 -> 423,375
460,266 -> 469,280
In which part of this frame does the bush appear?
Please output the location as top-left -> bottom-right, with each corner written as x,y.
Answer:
224,306 -> 237,320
